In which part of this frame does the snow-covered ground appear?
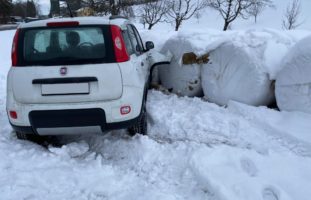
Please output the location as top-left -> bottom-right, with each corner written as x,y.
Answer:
2,0 -> 311,197
1,27 -> 311,200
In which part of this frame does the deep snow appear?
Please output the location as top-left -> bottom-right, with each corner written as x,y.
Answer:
1,28 -> 311,200
275,35 -> 311,114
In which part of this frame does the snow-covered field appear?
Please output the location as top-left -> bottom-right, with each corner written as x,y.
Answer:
2,93 -> 311,200
1,28 -> 311,200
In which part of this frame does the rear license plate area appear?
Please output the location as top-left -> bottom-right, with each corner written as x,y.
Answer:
29,109 -> 106,128
41,83 -> 89,96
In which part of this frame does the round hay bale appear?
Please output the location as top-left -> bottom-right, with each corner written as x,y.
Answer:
276,36 -> 311,114
202,42 -> 275,106
158,38 -> 203,97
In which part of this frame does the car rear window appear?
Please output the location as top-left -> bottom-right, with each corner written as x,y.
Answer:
19,25 -> 115,66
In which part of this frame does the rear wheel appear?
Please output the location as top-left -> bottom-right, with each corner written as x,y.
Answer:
16,132 -> 48,146
128,103 -> 147,136
16,132 -> 28,140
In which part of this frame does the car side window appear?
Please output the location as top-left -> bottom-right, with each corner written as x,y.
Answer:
131,25 -> 145,52
127,25 -> 143,55
122,29 -> 134,55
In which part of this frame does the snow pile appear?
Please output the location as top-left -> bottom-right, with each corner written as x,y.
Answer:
276,35 -> 311,114
201,30 -> 296,106
0,30 -> 14,73
0,30 -> 15,121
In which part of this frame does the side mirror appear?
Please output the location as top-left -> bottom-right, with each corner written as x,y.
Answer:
145,41 -> 154,51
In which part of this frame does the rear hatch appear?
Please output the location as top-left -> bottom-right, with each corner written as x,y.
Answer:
11,23 -> 123,104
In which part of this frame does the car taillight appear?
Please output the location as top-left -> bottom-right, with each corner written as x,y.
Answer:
47,21 -> 79,27
9,111 -> 18,119
11,29 -> 20,67
110,25 -> 130,63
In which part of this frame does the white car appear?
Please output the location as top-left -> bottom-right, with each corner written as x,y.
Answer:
6,16 -> 170,142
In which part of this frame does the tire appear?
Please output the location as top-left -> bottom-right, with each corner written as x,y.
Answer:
128,102 -> 147,136
16,132 -> 28,140
16,132 -> 48,146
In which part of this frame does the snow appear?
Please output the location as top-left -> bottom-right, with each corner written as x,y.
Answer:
149,28 -> 309,105
135,0 -> 311,32
1,1 -> 311,198
158,35 -> 203,96
145,28 -> 310,80
202,40 -> 275,106
2,87 -> 311,199
276,35 -> 311,114
191,145 -> 311,200
276,35 -> 311,86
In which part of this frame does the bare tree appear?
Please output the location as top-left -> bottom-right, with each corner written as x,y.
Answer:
194,11 -> 202,23
247,0 -> 274,23
282,0 -> 302,30
140,0 -> 168,30
207,0 -> 253,31
12,0 -> 37,18
0,0 -> 13,24
121,5 -> 135,19
109,0 -> 133,15
166,0 -> 207,31
50,0 -> 60,17
109,0 -> 118,15
80,0 -> 106,15
80,0 -> 125,16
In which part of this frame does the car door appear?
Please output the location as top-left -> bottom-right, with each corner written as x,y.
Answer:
127,25 -> 149,84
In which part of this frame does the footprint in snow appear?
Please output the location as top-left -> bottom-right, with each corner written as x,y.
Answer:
240,157 -> 258,177
262,186 -> 280,200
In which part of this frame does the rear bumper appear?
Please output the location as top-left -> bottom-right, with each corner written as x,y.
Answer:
10,108 -> 141,135
7,86 -> 144,127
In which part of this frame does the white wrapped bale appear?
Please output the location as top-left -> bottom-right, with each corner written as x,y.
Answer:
276,36 -> 311,114
158,37 -> 203,97
202,42 -> 275,106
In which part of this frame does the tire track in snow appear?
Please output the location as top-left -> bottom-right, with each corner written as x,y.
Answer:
252,120 -> 311,157
78,132 -> 223,200
227,101 -> 311,157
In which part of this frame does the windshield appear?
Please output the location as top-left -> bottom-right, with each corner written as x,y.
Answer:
21,25 -> 115,66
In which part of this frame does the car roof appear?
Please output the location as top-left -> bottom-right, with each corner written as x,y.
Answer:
19,16 -> 131,29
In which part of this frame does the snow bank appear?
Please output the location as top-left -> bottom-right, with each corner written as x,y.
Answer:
0,30 -> 15,116
0,30 -> 14,74
276,35 -> 311,114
